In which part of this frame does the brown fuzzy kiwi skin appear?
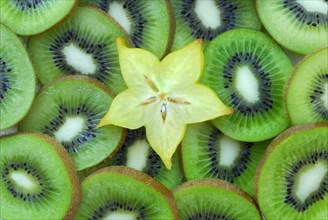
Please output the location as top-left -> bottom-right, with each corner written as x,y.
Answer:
1,132 -> 82,219
162,0 -> 176,59
254,122 -> 328,202
283,46 -> 328,123
83,166 -> 179,219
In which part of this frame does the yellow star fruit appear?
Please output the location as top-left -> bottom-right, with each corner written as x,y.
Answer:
98,37 -> 233,169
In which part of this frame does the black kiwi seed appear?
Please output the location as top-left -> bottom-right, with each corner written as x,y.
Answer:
284,151 -> 328,212
14,0 -> 44,10
309,73 -> 328,120
0,57 -> 12,102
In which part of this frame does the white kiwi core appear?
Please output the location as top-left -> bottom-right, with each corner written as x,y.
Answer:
126,139 -> 150,171
320,82 -> 328,111
296,0 -> 328,15
108,1 -> 132,34
10,171 -> 37,190
54,117 -> 85,142
104,212 -> 138,220
217,134 -> 241,166
62,43 -> 97,75
236,65 -> 260,103
194,0 -> 221,29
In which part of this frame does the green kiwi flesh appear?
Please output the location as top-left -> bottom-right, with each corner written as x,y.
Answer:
201,28 -> 293,142
286,47 -> 328,125
79,0 -> 175,59
19,76 -> 125,171
79,127 -> 183,189
0,133 -> 81,219
0,0 -> 77,36
255,123 -> 328,220
181,122 -> 269,196
171,0 -> 261,51
173,178 -> 261,220
74,166 -> 178,219
257,0 -> 328,55
0,24 -> 35,130
28,6 -> 131,95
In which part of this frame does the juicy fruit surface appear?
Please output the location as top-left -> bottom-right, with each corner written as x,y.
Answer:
173,179 -> 261,220
0,24 -> 35,130
171,0 -> 261,50
28,6 -> 130,95
256,123 -> 328,220
181,122 -> 268,196
201,28 -> 293,142
0,0 -> 77,35
19,77 -> 124,171
0,133 -> 81,219
79,0 -> 174,59
75,166 -> 178,219
257,0 -> 328,54
286,47 -> 328,125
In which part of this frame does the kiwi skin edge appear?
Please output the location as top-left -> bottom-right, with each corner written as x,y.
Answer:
83,166 -> 179,219
162,0 -> 176,59
254,122 -> 328,202
3,132 -> 82,219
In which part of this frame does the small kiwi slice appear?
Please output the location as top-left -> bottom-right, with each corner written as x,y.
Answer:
286,47 -> 328,125
171,0 -> 261,51
28,6 -> 131,95
19,76 -> 125,171
74,166 -> 178,219
79,127 -> 184,189
181,122 -> 269,196
0,24 -> 36,130
0,133 -> 81,219
257,0 -> 328,55
201,28 -> 294,142
0,0 -> 77,36
173,178 -> 261,220
255,123 -> 328,219
79,0 -> 175,59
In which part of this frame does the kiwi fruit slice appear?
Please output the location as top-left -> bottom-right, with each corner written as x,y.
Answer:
0,0 -> 77,36
255,123 -> 328,219
257,0 -> 328,55
19,76 -> 125,171
79,127 -> 183,189
74,166 -> 178,219
28,6 -> 131,95
286,47 -> 328,125
201,28 -> 293,142
173,178 -> 261,219
0,24 -> 36,130
181,122 -> 269,196
0,133 -> 81,219
171,0 -> 261,51
79,0 -> 175,59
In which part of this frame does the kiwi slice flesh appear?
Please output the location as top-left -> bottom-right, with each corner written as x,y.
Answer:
171,0 -> 261,51
201,28 -> 293,142
28,6 -> 131,95
0,24 -> 36,130
0,133 -> 81,219
79,0 -> 175,59
257,0 -> 328,55
255,123 -> 328,219
0,0 -> 77,36
173,178 -> 261,220
181,122 -> 268,196
75,166 -> 178,219
19,76 -> 125,171
79,127 -> 183,189
286,47 -> 328,125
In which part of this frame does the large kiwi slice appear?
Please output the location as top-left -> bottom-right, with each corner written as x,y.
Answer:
255,123 -> 328,219
75,166 -> 178,219
0,0 -> 77,36
181,122 -> 268,196
0,133 -> 81,219
0,24 -> 35,130
201,28 -> 293,142
286,47 -> 328,125
28,6 -> 131,95
173,178 -> 261,220
171,0 -> 261,51
19,76 -> 125,171
257,0 -> 328,55
79,127 -> 183,189
79,0 -> 175,59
